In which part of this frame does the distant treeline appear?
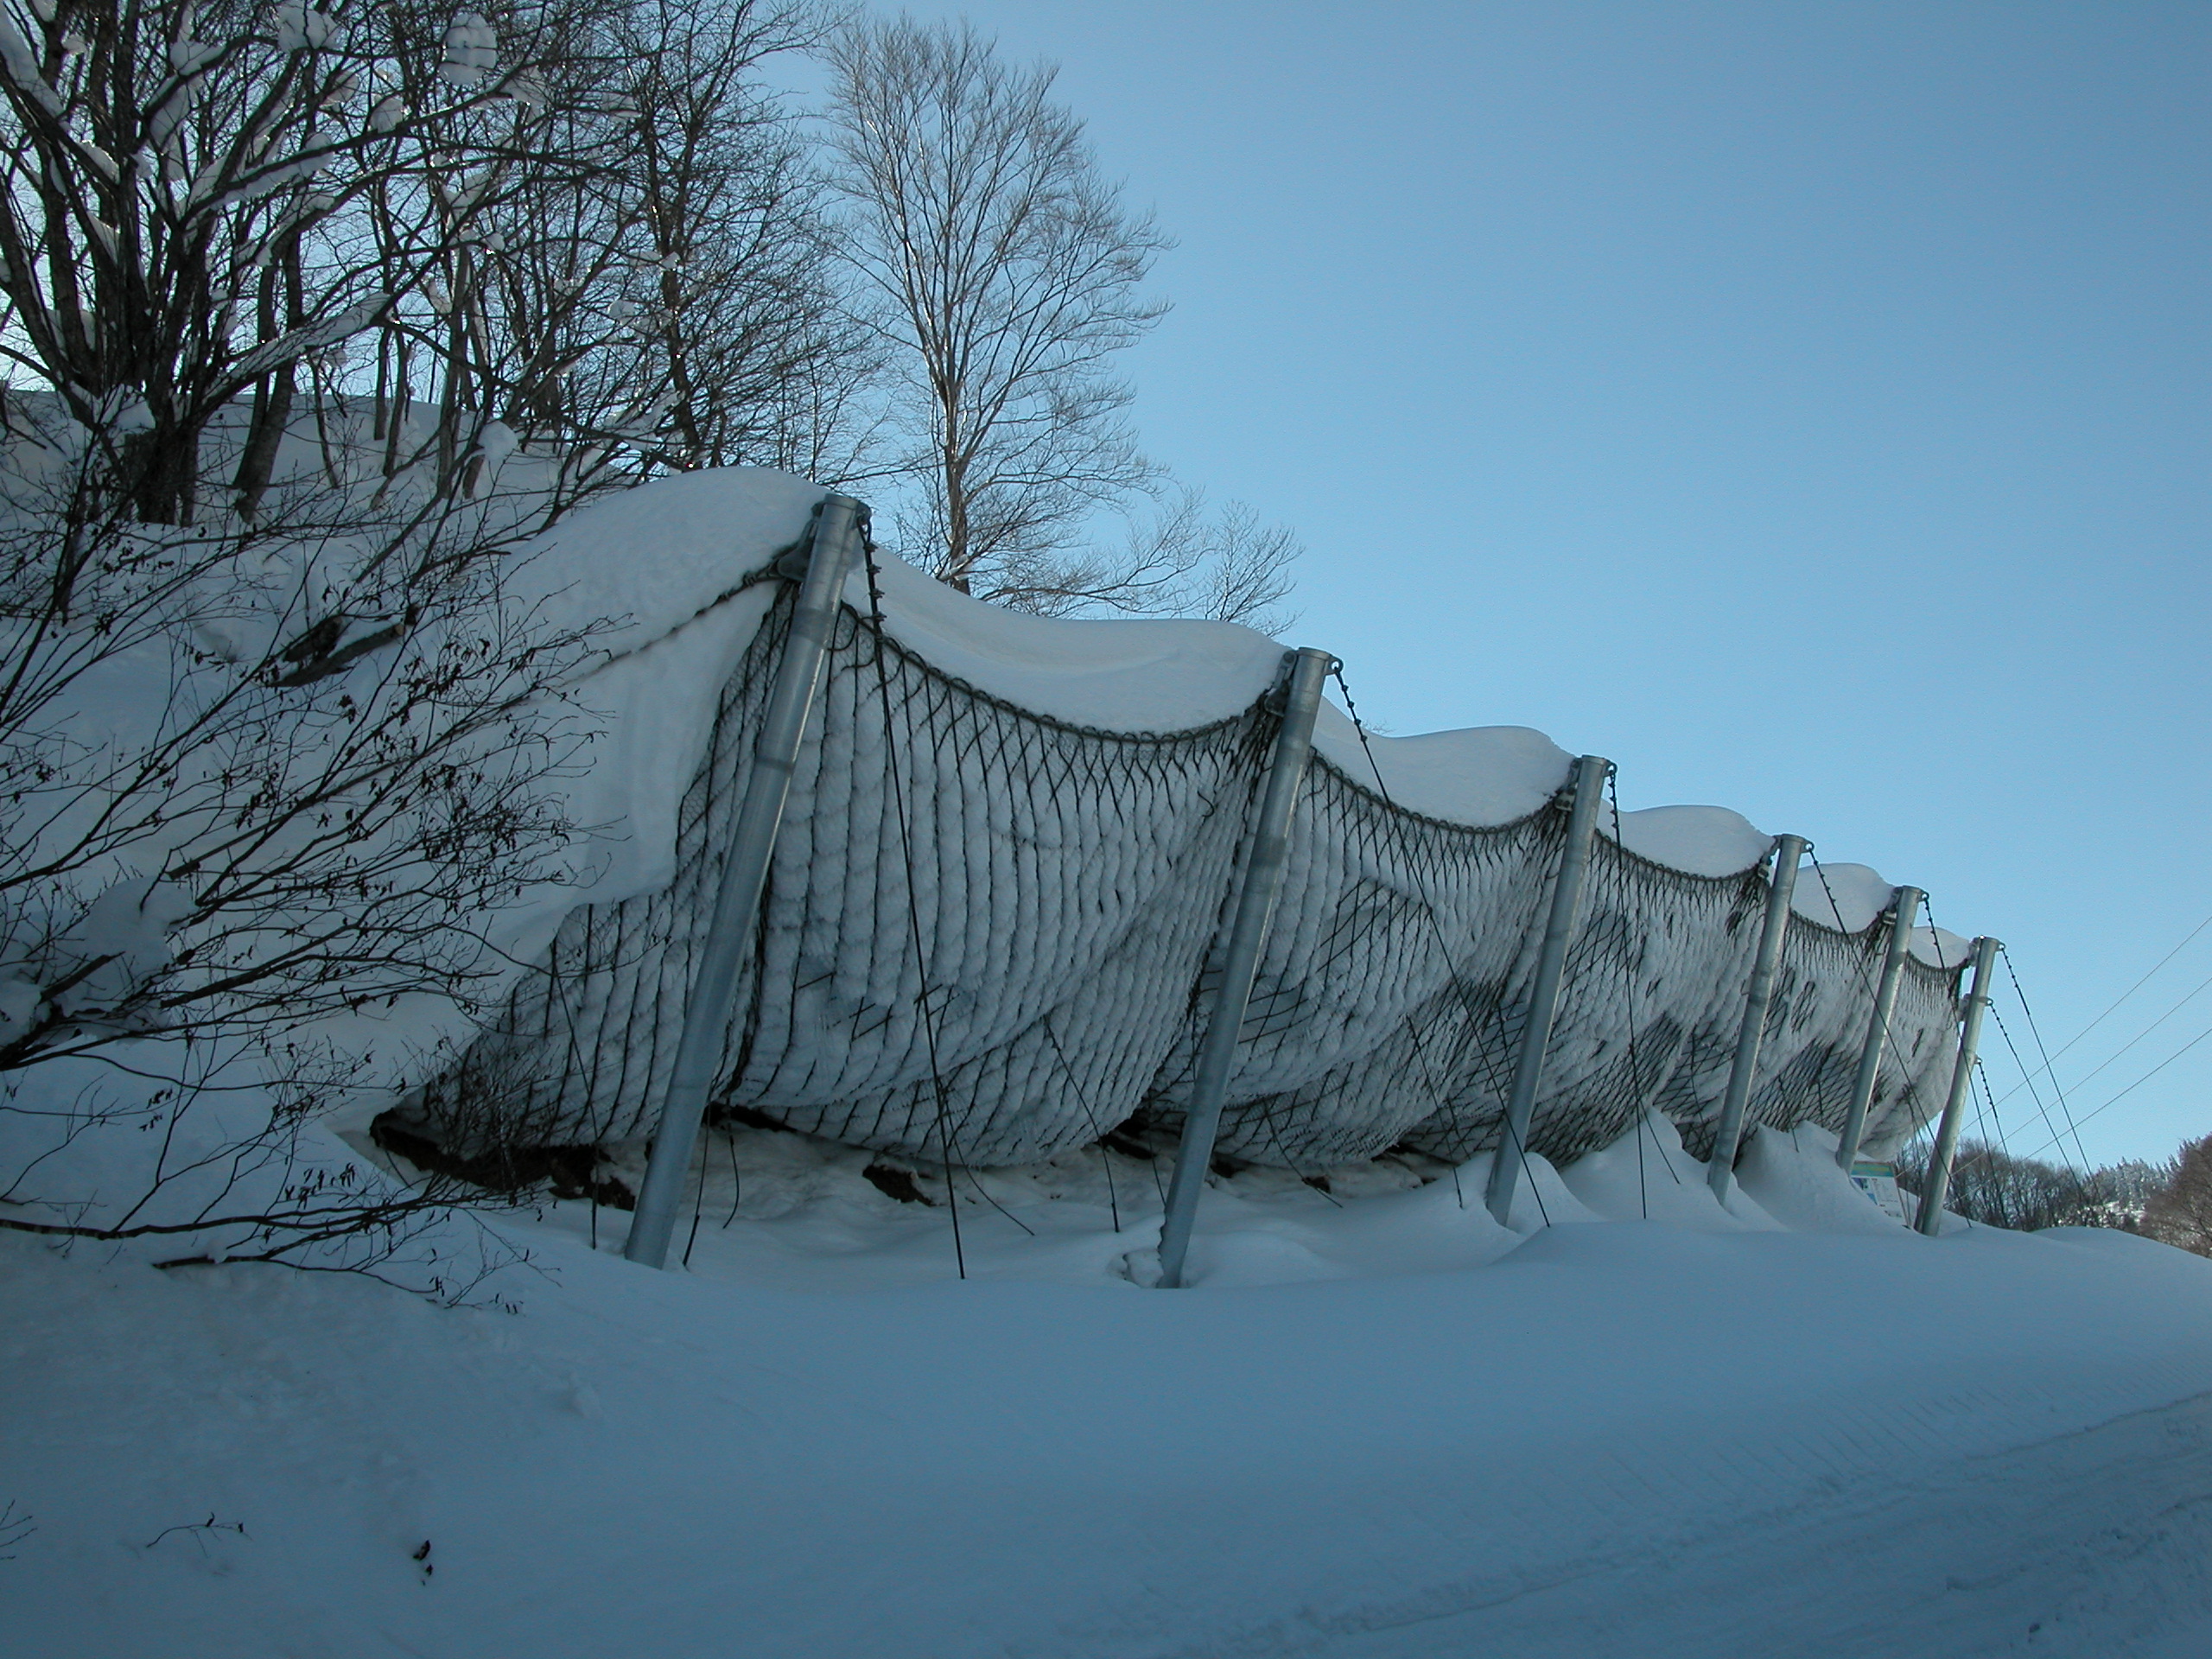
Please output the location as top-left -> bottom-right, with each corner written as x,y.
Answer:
1898,1134 -> 2212,1254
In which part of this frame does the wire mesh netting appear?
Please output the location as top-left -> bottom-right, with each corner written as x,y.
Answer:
420,587 -> 1965,1172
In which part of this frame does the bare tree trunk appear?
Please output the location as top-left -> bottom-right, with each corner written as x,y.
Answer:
233,368 -> 296,521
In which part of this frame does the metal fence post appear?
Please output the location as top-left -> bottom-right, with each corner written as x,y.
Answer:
1834,885 -> 1924,1173
1916,934 -> 2002,1236
1483,754 -> 1613,1227
625,494 -> 868,1268
1154,647 -> 1335,1289
1707,834 -> 1809,1203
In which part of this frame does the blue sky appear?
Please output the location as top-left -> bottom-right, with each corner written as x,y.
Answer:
809,3 -> 2209,1166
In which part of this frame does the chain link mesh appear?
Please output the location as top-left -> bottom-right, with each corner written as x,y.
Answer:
420,592 -> 1965,1173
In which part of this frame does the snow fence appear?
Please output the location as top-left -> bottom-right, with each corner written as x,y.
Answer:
416,569 -> 1966,1176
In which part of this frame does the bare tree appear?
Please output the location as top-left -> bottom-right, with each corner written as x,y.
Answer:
819,19 -> 1300,626
0,1 -> 887,1286
0,379 -> 607,1268
1897,1135 -> 2162,1233
0,0 -> 643,523
602,0 -> 880,480
435,0 -> 880,493
987,483 -> 1302,632
822,16 -> 1166,594
2142,1135 -> 2212,1255
0,0 -> 868,537
0,0 -> 640,1274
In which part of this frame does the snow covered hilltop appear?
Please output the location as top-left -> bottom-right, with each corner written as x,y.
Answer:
397,468 -> 1972,1201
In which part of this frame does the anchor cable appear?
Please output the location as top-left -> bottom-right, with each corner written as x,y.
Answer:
861,541 -> 969,1277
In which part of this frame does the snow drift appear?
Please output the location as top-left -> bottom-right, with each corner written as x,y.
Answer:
9,1110 -> 2212,1658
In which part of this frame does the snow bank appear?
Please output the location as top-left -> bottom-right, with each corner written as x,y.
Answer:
0,1045 -> 517,1291
1606,801 -> 1771,874
0,442 -> 1974,1143
857,541 -> 1290,730
1737,1121 -> 1912,1236
1554,1111 -> 1785,1230
7,1141 -> 2210,1658
1124,1150 -> 1600,1288
16,1049 -> 2203,1657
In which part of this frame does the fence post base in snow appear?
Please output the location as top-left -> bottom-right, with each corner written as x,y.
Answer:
1916,935 -> 2002,1236
624,495 -> 868,1269
1483,754 -> 1613,1228
1154,647 -> 1335,1289
1707,834 -> 1809,1205
1835,885 -> 1924,1173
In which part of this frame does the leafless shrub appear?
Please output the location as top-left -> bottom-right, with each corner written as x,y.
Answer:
0,0 -> 862,1278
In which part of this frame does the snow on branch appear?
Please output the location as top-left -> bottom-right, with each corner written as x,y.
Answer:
233,295 -> 390,382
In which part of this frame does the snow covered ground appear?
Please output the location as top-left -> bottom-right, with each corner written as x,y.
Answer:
0,452 -> 2180,1652
8,1116 -> 2212,1658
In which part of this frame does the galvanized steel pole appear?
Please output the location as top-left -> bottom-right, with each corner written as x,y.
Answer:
1483,754 -> 1614,1227
626,495 -> 867,1268
1916,934 -> 2002,1237
1155,647 -> 1335,1289
1834,886 -> 1924,1173
1707,834 -> 1810,1203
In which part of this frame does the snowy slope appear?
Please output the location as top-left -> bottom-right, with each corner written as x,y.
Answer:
6,1114 -> 2211,1659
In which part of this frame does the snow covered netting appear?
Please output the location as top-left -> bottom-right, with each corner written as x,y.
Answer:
417,472 -> 1967,1173
1395,832 -> 1964,1168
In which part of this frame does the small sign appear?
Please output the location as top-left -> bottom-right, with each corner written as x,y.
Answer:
1851,1160 -> 1908,1224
